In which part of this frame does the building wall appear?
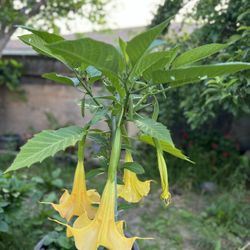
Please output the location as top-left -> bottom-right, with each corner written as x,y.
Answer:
0,81 -> 103,135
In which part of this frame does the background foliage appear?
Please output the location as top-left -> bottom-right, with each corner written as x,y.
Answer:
151,0 -> 250,130
137,0 -> 250,190
0,59 -> 23,92
0,0 -> 108,55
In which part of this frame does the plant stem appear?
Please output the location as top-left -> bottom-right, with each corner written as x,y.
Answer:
73,70 -> 102,107
108,119 -> 121,182
109,116 -> 121,221
77,136 -> 86,162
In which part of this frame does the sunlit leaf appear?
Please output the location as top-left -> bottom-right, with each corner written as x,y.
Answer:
152,62 -> 250,86
139,134 -> 193,162
18,26 -> 64,43
19,34 -> 67,64
143,47 -> 179,80
42,72 -> 79,86
172,43 -> 228,68
5,126 -> 84,172
134,115 -> 173,145
47,38 -> 122,75
133,50 -> 175,77
126,19 -> 170,66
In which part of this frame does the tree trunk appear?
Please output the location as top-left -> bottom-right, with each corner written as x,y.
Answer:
0,28 -> 16,58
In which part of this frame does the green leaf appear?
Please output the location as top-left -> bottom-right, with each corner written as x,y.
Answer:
121,162 -> 145,175
133,50 -> 175,77
86,66 -> 102,83
148,39 -> 167,50
18,28 -> 64,60
89,107 -> 109,126
139,134 -> 193,162
134,115 -> 173,145
18,26 -> 64,43
126,19 -> 170,66
5,126 -> 84,173
152,62 -> 250,86
19,34 -> 67,64
47,38 -> 122,75
118,37 -> 129,64
143,47 -> 179,80
42,72 -> 79,86
172,43 -> 228,68
86,168 -> 105,179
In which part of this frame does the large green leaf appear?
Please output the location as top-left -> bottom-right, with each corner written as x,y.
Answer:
19,26 -> 64,43
42,72 -> 80,86
133,50 -> 176,77
152,62 -> 250,86
139,134 -> 193,162
19,28 -> 64,60
143,47 -> 179,80
134,116 -> 173,145
126,19 -> 170,66
172,43 -> 228,68
47,38 -> 122,75
19,34 -> 67,64
5,126 -> 84,173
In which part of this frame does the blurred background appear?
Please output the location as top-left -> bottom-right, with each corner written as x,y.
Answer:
0,0 -> 250,249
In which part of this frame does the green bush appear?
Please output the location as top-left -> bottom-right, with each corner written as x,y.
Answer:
0,59 -> 23,92
151,0 -> 250,130
0,154 -> 75,250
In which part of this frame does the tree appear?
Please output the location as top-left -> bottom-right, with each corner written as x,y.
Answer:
0,0 -> 107,56
150,0 -> 250,131
149,0 -> 184,33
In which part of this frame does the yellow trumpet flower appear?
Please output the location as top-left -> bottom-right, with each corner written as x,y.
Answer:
155,141 -> 171,205
52,179 -> 138,250
48,160 -> 100,221
118,151 -> 151,203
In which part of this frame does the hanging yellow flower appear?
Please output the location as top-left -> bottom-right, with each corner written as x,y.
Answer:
118,151 -> 151,203
52,179 -> 138,250
47,160 -> 100,221
155,140 -> 171,205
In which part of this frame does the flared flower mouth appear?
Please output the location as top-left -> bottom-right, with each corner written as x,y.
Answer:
51,179 -> 140,250
118,151 -> 151,203
44,160 -> 100,221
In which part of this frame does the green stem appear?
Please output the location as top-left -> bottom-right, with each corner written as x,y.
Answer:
134,93 -> 149,109
153,138 -> 162,152
73,70 -> 102,107
77,138 -> 85,162
121,124 -> 130,146
108,123 -> 122,182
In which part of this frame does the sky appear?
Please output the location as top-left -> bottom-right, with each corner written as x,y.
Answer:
58,0 -> 198,34
59,0 -> 164,34
14,0 -> 198,37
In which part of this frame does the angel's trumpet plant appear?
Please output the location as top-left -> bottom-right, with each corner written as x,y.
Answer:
154,139 -> 171,205
118,150 -> 151,203
47,141 -> 100,221
52,127 -> 140,250
6,18 -> 250,250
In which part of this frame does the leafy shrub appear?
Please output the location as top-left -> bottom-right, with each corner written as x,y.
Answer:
151,0 -> 250,130
0,59 -> 23,92
0,154 -> 75,249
